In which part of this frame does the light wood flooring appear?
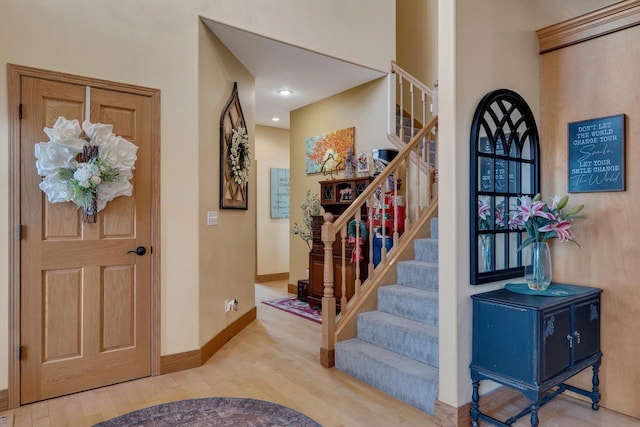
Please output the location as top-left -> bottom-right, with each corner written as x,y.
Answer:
1,280 -> 639,426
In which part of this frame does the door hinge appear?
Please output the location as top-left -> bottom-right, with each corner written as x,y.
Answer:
19,103 -> 23,120
18,224 -> 23,241
18,345 -> 23,360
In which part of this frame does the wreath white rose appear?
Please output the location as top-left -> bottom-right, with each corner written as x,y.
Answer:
229,127 -> 251,186
35,116 -> 138,212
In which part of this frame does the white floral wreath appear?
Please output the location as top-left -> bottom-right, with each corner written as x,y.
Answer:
229,127 -> 251,186
35,116 -> 138,213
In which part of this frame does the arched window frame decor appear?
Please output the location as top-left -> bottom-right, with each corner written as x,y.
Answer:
470,89 -> 540,285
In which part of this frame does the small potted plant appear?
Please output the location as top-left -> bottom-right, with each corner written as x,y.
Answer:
291,189 -> 322,250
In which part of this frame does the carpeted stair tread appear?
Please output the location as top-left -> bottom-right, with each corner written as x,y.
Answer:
414,238 -> 438,263
397,260 -> 438,291
357,310 -> 438,366
335,338 -> 438,415
335,216 -> 440,416
378,285 -> 438,326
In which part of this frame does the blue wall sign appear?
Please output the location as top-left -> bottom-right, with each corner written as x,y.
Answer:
270,168 -> 290,218
568,114 -> 625,193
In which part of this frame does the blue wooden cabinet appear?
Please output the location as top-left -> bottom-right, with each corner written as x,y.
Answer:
470,283 -> 602,427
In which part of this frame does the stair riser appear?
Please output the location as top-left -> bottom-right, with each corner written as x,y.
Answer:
414,238 -> 438,263
357,315 -> 439,367
431,217 -> 438,239
397,261 -> 438,291
378,288 -> 438,326
336,341 -> 438,415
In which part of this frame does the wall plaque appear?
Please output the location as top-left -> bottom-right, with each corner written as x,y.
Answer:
270,168 -> 290,219
568,114 -> 625,192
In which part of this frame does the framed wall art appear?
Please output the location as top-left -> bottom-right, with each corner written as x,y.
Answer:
356,152 -> 370,175
568,114 -> 625,193
305,126 -> 355,175
270,168 -> 290,219
219,82 -> 250,209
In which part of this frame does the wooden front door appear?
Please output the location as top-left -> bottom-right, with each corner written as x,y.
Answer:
17,73 -> 155,404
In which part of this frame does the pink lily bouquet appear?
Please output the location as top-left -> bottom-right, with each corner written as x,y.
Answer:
508,194 -> 584,250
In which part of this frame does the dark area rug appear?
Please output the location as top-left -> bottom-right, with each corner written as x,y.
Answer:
262,297 -> 322,324
93,397 -> 321,427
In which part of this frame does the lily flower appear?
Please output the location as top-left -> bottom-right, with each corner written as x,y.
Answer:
478,200 -> 490,220
516,195 -> 546,222
508,193 -> 583,250
539,220 -> 574,242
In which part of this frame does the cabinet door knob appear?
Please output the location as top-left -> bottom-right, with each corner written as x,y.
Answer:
574,331 -> 581,344
566,334 -> 574,348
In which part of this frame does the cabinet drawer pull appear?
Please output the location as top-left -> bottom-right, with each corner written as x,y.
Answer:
574,331 -> 581,344
566,334 -> 573,348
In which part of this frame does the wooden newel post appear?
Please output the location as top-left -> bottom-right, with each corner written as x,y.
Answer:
320,212 -> 336,367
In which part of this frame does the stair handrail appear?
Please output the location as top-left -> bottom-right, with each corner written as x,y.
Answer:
320,115 -> 438,367
390,61 -> 438,148
391,60 -> 433,100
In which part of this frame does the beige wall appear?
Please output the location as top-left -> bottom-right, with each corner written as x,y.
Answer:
197,23 -> 256,346
289,77 -> 394,286
438,0 -> 552,406
255,125 -> 291,276
0,0 -> 394,391
396,0 -> 438,90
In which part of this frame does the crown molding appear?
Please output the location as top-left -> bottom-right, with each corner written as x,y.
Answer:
537,0 -> 640,54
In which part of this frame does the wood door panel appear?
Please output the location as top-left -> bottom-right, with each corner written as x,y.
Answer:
43,269 -> 82,361
99,106 -> 136,139
44,201 -> 81,239
40,240 -> 136,269
101,265 -> 135,351
92,90 -> 143,143
101,192 -> 136,238
42,98 -> 85,128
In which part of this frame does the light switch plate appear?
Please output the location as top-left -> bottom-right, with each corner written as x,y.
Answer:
207,211 -> 218,226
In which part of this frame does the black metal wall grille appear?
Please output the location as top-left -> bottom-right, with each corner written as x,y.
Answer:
470,89 -> 540,285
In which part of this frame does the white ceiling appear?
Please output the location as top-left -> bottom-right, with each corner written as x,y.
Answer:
202,18 -> 387,130
204,1 -> 619,130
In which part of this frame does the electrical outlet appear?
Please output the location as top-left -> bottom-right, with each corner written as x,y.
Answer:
232,299 -> 238,311
224,299 -> 235,313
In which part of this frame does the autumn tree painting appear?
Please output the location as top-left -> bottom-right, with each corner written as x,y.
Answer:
305,127 -> 355,174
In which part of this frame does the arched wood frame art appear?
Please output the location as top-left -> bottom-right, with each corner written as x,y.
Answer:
220,82 -> 249,209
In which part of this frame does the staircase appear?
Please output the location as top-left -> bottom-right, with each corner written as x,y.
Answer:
319,61 -> 438,415
335,217 -> 439,415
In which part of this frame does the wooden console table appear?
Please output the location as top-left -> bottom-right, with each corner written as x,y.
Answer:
470,283 -> 602,427
307,215 -> 368,310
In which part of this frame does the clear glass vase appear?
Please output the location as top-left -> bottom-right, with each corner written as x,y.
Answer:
524,241 -> 552,291
478,235 -> 491,273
